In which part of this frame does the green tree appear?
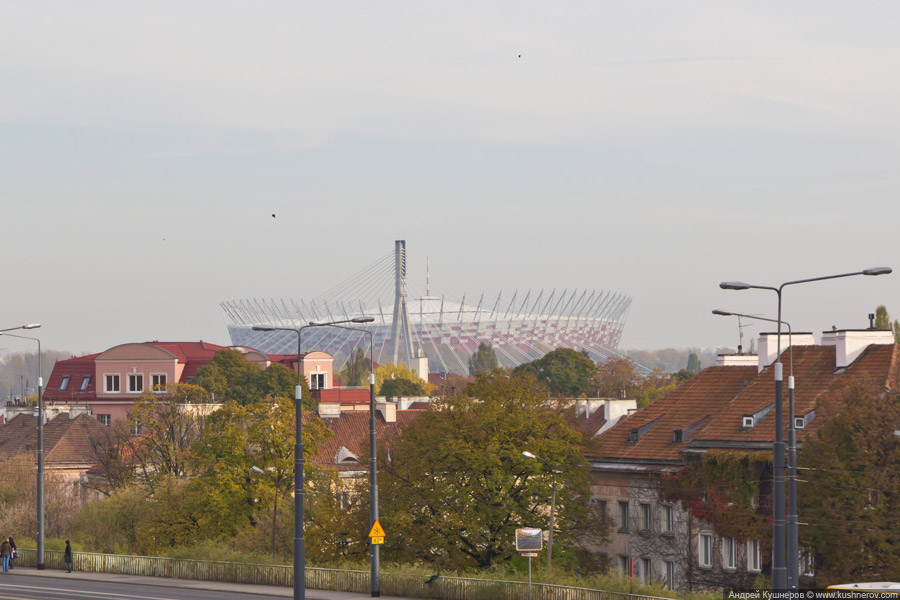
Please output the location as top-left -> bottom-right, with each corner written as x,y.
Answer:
686,352 -> 702,372
590,357 -> 640,398
192,349 -> 309,407
468,343 -> 499,376
340,347 -> 371,387
379,377 -> 423,398
513,348 -> 595,397
378,372 -> 600,569
127,384 -> 213,485
874,305 -> 900,344
798,378 -> 900,583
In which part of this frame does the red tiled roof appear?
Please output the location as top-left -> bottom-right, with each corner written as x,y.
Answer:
43,354 -> 101,402
587,365 -> 758,464
692,344 -> 897,446
311,409 -> 425,472
0,413 -> 108,467
588,343 -> 899,467
313,389 -> 371,404
572,409 -> 608,439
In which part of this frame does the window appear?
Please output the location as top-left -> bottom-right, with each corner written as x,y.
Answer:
58,376 -> 70,391
747,539 -> 761,572
128,374 -> 143,393
105,374 -> 120,393
663,505 -> 674,533
698,533 -> 712,568
310,373 -> 326,389
79,375 -> 91,392
723,536 -> 736,569
641,557 -> 652,583
598,499 -> 608,525
618,555 -> 631,574
665,561 -> 675,589
131,422 -> 142,436
98,414 -> 111,427
618,501 -> 629,530
640,503 -> 651,531
151,374 -> 167,392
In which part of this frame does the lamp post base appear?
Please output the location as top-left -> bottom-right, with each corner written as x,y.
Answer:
37,564 -> 45,570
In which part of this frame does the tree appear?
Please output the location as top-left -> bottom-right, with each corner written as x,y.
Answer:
192,349 -> 309,407
686,352 -> 702,372
874,305 -> 900,344
513,348 -> 594,397
379,377 -> 423,399
378,372 -> 600,569
127,384 -> 213,485
340,347 -> 371,387
590,357 -> 640,399
798,378 -> 900,583
374,362 -> 434,396
468,343 -> 499,376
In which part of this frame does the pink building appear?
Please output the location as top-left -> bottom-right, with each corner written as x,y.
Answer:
43,341 -> 336,424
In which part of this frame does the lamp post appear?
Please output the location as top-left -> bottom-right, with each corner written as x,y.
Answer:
308,317 -> 380,598
252,323 -> 313,600
252,315 -> 375,600
251,465 -> 280,556
720,266 -> 891,589
522,451 -> 559,576
0,324 -> 43,570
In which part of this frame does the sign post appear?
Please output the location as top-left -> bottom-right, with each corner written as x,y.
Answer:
516,528 -> 543,600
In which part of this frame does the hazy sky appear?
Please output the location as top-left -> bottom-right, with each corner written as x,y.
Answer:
2,2 -> 899,358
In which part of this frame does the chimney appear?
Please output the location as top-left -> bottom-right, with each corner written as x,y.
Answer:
825,328 -> 894,369
756,332 -> 816,372
376,401 -> 396,423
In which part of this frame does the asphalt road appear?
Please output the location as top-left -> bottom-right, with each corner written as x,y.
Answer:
0,573 -> 287,600
0,569 -> 412,600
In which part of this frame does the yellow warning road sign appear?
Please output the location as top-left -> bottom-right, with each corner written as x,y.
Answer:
371,536 -> 385,545
368,520 -> 386,538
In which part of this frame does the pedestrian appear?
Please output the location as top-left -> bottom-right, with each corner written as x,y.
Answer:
0,537 -> 10,573
64,540 -> 72,573
7,537 -> 14,570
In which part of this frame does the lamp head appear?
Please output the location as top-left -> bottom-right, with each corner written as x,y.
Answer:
352,316 -> 375,323
712,309 -> 733,317
863,267 -> 892,276
23,324 -> 41,330
252,326 -> 274,332
522,451 -> 536,459
720,281 -> 751,290
251,466 -> 265,475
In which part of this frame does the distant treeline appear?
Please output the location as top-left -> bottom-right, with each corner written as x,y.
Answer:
0,350 -> 72,402
626,346 -> 736,373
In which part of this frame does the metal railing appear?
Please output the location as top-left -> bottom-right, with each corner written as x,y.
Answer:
14,549 -> 671,600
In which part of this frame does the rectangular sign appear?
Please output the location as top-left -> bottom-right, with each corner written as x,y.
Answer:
520,552 -> 539,558
515,528 -> 543,551
371,536 -> 385,545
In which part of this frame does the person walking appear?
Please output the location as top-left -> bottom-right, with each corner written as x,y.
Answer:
0,538 -> 10,573
64,540 -> 73,573
7,538 -> 15,570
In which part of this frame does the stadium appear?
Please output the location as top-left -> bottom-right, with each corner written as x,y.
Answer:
221,241 -> 632,375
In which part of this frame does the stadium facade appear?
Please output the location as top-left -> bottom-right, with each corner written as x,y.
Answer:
221,241 -> 632,375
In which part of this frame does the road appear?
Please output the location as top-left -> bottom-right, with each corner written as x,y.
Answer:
0,569 -> 413,600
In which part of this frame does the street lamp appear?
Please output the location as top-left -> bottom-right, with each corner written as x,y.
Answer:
0,324 -> 44,570
522,451 -> 559,576
307,316 -> 381,598
720,266 -> 891,590
251,465 -> 280,556
252,315 -> 375,600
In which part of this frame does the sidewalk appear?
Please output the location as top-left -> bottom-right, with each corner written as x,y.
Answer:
8,566 -> 415,600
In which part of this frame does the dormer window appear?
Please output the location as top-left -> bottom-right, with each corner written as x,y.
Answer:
58,376 -> 70,392
628,429 -> 639,442
742,416 -> 755,429
79,375 -> 91,392
672,429 -> 684,443
794,417 -> 806,429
